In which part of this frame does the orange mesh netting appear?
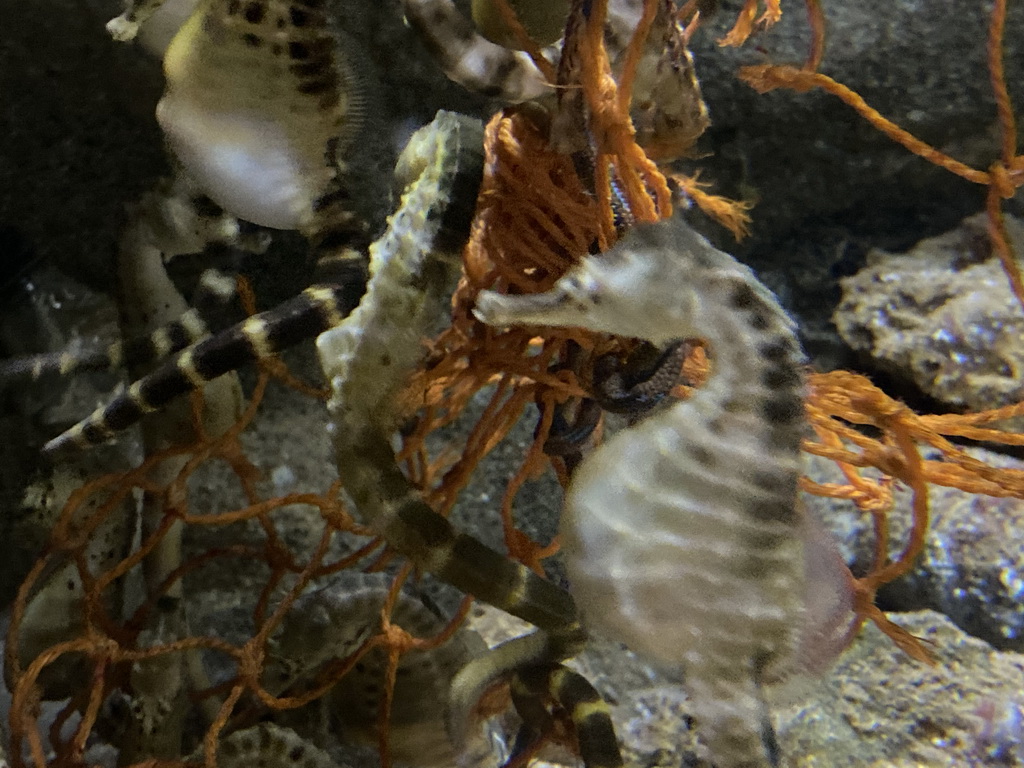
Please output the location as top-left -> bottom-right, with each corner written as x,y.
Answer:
723,0 -> 1024,659
4,273 -> 482,767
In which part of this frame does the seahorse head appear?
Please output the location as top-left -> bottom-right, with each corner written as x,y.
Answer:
474,217 -> 711,345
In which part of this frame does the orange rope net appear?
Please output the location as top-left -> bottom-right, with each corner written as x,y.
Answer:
398,0 -> 688,568
720,0 -> 1024,659
735,0 -> 1024,307
6,0 -> 1024,765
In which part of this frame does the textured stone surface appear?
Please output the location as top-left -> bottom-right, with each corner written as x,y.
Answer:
834,213 -> 1024,410
687,1 -> 1024,368
777,611 -> 1024,767
690,0 -> 1024,245
488,606 -> 1024,767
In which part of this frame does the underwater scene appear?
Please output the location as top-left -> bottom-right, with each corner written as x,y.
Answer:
1,1 -> 1024,766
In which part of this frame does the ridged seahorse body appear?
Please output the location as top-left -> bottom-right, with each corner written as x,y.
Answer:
475,214 -> 809,768
213,723 -> 343,768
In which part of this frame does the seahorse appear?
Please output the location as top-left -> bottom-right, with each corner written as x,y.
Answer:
211,723 -> 345,768
474,213 -> 820,768
404,0 -> 709,158
36,108 -> 482,454
22,0 -> 375,454
314,115 -> 630,768
262,572 -> 494,767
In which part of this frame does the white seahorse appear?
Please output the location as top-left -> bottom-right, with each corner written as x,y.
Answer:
475,213 -> 853,768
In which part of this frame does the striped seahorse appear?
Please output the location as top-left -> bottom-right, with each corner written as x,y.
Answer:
210,723 -> 344,768
23,0 -> 374,453
474,213 -> 816,768
262,572 -> 494,767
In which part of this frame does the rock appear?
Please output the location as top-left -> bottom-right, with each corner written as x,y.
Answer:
5,1 -> 1024,766
690,0 -> 1024,246
833,213 -> 1024,411
681,1 -> 1024,371
494,606 -> 1024,767
777,610 -> 1024,767
805,447 -> 1024,651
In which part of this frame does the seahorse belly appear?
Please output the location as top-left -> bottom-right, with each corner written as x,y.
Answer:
156,0 -> 364,230
157,97 -> 308,229
563,413 -> 803,668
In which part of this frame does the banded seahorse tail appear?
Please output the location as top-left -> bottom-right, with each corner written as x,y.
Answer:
0,350 -> 118,388
452,646 -> 625,768
316,111 -> 617,762
40,284 -> 356,455
474,213 -> 808,768
510,664 -> 624,768
3,167 -> 250,392
452,652 -> 624,768
447,633 -> 579,753
0,271 -> 241,391
302,177 -> 373,318
373,468 -> 590,749
401,0 -> 553,101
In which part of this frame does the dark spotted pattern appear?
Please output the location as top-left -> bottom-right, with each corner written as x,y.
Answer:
42,286 -> 355,454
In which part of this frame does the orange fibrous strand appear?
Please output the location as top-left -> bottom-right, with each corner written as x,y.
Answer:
737,0 -> 1024,308
726,2 -> 1024,662
802,370 -> 1024,661
400,0 -> 683,565
718,0 -> 783,47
